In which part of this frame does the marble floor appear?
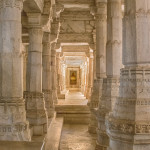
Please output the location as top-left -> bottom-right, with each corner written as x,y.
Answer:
58,91 -> 88,105
59,124 -> 96,150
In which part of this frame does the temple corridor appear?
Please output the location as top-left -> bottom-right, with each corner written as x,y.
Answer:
1,0 -> 150,150
58,92 -> 96,150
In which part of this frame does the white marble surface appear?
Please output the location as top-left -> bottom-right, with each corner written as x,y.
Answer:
60,124 -> 96,150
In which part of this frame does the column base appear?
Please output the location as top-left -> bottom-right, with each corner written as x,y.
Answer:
32,123 -> 47,136
24,91 -> 48,135
0,98 -> 31,141
96,107 -> 109,150
88,79 -> 103,134
106,68 -> 150,150
88,109 -> 98,134
95,142 -> 108,150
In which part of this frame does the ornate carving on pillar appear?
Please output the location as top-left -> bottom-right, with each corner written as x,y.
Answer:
106,0 -> 150,150
42,32 -> 55,118
52,2 -> 64,19
24,13 -> 48,136
50,19 -> 61,104
88,0 -> 107,135
51,42 -> 58,104
96,0 -> 123,149
0,0 -> 23,10
24,91 -> 47,126
0,0 -> 31,141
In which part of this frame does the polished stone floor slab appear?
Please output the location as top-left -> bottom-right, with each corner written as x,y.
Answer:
59,124 -> 96,150
58,92 -> 88,105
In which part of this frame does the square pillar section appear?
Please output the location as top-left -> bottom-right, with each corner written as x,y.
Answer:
0,0 -> 31,141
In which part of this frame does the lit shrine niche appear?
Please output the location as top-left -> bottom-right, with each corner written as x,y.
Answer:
70,71 -> 77,85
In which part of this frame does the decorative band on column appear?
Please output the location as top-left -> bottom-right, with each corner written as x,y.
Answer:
0,0 -> 23,9
42,89 -> 54,118
24,91 -> 47,122
0,97 -> 31,141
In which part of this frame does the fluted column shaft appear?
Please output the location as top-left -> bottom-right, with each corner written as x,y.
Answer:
0,0 -> 30,141
42,32 -> 54,118
107,0 -> 150,150
96,0 -> 122,149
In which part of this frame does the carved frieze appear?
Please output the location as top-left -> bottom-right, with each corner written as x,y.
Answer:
0,0 -> 23,10
106,117 -> 150,135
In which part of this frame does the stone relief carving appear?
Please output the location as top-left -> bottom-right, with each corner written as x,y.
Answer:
0,0 -> 23,9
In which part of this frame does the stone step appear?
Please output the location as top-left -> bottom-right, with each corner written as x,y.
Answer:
44,117 -> 64,150
56,105 -> 90,124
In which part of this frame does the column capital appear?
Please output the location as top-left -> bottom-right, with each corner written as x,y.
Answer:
96,1 -> 107,21
50,19 -> 61,44
27,13 -> 49,28
51,19 -> 61,35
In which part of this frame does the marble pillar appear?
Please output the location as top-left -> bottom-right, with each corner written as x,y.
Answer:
56,53 -> 61,95
106,0 -> 150,150
85,58 -> 89,97
96,0 -> 122,149
89,0 -> 107,134
24,14 -> 48,135
0,0 -> 31,141
23,45 -> 28,92
42,32 -> 54,118
87,53 -> 94,100
51,42 -> 58,104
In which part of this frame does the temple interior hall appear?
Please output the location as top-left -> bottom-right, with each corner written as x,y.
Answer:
1,0 -> 150,150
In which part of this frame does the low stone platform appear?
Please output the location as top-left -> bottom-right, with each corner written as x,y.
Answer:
45,117 -> 64,150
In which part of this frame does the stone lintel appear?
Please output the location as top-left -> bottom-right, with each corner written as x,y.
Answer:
58,33 -> 93,43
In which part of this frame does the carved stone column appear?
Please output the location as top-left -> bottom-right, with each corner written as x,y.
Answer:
23,45 -> 28,92
96,0 -> 122,149
51,42 -> 58,104
50,19 -> 60,104
89,0 -> 107,134
42,32 -> 54,118
56,52 -> 61,95
84,57 -> 89,97
106,0 -> 150,150
24,13 -> 48,136
87,53 -> 94,100
0,0 -> 31,141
